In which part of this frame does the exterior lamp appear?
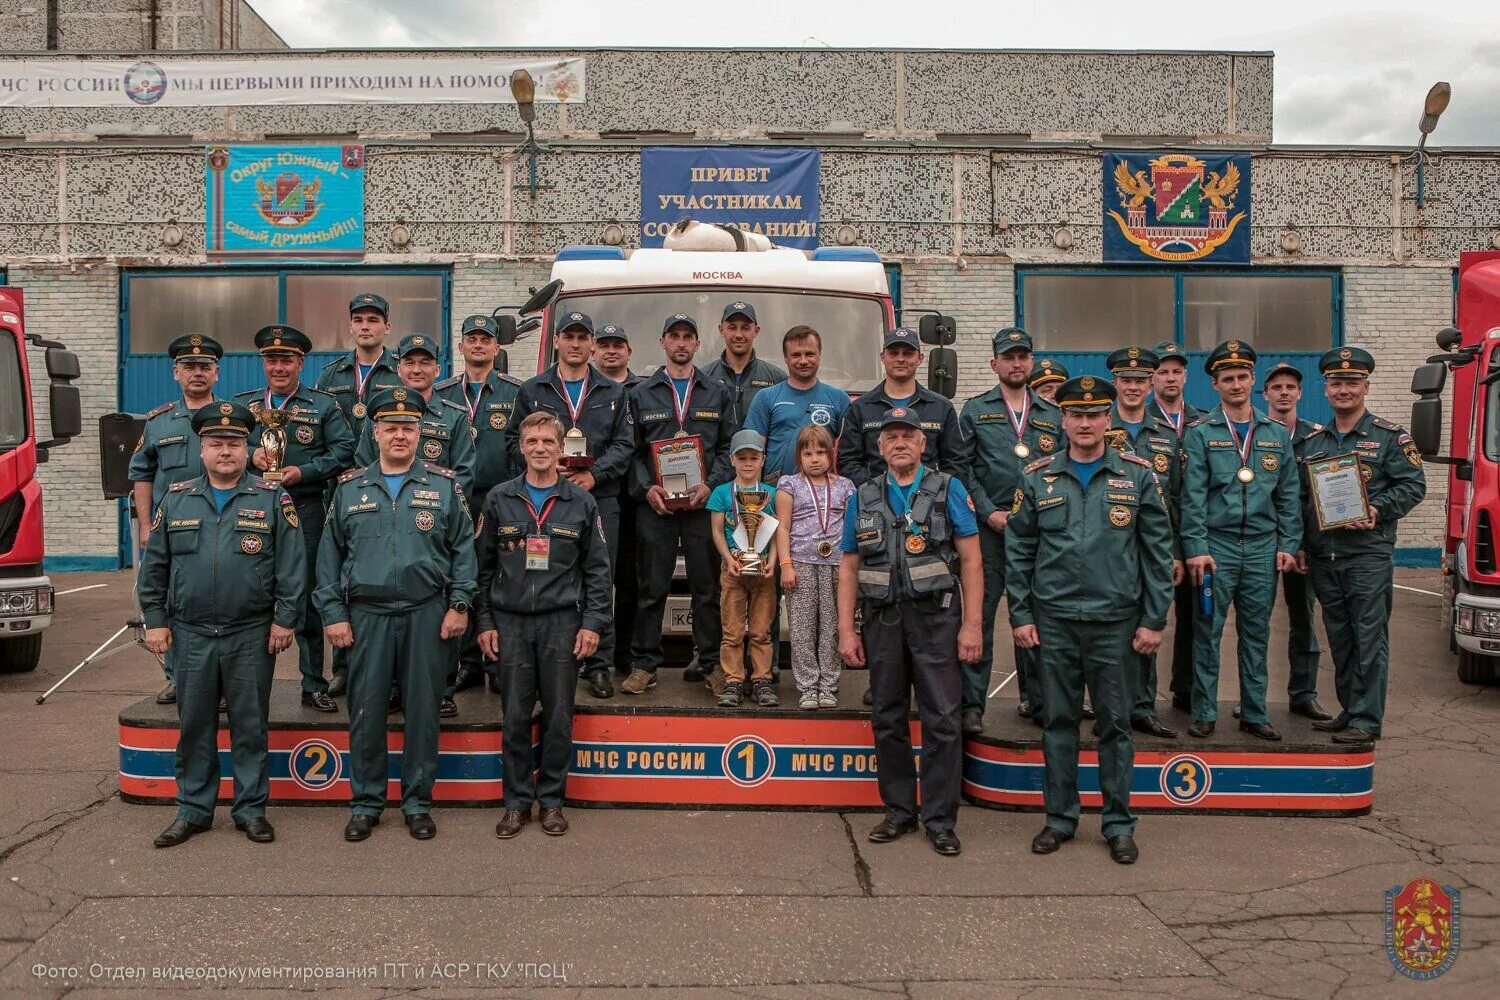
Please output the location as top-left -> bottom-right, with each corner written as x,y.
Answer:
1416,82 -> 1451,208
510,69 -> 543,198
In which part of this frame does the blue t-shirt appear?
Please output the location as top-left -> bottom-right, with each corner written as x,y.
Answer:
209,485 -> 237,512
1121,419 -> 1143,439
269,394 -> 289,409
743,380 -> 850,476
840,474 -> 978,552
382,473 -> 407,498
523,480 -> 558,514
888,393 -> 915,409
1071,457 -> 1104,490
1230,419 -> 1252,445
669,375 -> 691,399
357,362 -> 374,383
562,377 -> 586,410
708,481 -> 779,553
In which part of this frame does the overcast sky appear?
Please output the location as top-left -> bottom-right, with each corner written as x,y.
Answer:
247,0 -> 1498,146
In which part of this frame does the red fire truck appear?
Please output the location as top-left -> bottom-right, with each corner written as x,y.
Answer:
0,289 -> 82,673
1411,250 -> 1500,684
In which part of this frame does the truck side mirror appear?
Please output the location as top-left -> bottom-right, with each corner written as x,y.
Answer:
495,349 -> 508,375
1436,326 -> 1463,352
494,315 -> 519,346
516,316 -> 541,336
45,347 -> 80,382
98,412 -> 145,499
1411,360 -> 1447,396
520,279 -> 563,315
927,347 -> 958,399
919,314 -> 957,346
1410,397 -> 1442,457
48,383 -> 81,444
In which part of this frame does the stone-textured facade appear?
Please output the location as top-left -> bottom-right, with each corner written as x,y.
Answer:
1,44 -> 1491,563
0,1 -> 285,53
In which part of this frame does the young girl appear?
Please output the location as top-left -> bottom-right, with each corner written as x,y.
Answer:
774,424 -> 856,709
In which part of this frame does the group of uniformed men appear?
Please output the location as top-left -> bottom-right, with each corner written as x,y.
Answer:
132,289 -> 1423,864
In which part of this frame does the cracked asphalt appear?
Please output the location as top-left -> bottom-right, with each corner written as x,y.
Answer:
0,569 -> 1494,997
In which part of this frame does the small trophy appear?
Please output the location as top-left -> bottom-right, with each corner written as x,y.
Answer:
731,488 -> 778,576
257,406 -> 296,482
560,427 -> 594,469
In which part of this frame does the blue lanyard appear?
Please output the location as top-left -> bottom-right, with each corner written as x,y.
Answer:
885,465 -> 926,536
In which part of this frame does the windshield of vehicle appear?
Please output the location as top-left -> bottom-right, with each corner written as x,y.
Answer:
549,287 -> 888,390
0,329 -> 27,451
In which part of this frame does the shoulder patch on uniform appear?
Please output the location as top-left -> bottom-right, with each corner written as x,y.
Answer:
1121,453 -> 1151,467
169,480 -> 193,492
145,401 -> 174,419
1024,456 -> 1052,473
338,468 -> 363,484
500,373 -> 522,386
251,476 -> 274,490
1373,416 -> 1401,432
425,462 -> 456,479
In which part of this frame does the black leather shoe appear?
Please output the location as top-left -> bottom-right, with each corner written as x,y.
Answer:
926,828 -> 961,856
453,665 -> 480,691
1031,827 -> 1072,854
155,683 -> 177,705
344,815 -> 377,841
1132,716 -> 1179,739
867,818 -> 918,843
326,673 -> 348,698
405,813 -> 437,839
235,817 -> 275,843
1108,835 -> 1140,864
153,819 -> 208,848
1332,728 -> 1376,745
683,660 -> 705,683
1170,693 -> 1191,712
1188,719 -> 1215,738
1292,699 -> 1333,722
1017,700 -> 1040,719
540,807 -> 569,836
1313,717 -> 1349,732
1239,721 -> 1282,741
439,696 -> 458,718
302,691 -> 337,713
495,808 -> 529,838
961,708 -> 984,734
587,670 -> 614,699
387,691 -> 402,714
862,688 -> 873,706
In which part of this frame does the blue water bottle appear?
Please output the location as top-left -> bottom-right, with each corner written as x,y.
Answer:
1198,572 -> 1215,617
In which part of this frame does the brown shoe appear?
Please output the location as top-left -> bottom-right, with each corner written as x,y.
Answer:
621,668 -> 657,695
540,807 -> 569,836
494,808 -> 530,839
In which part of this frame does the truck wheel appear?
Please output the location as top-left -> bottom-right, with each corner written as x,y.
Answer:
1457,648 -> 1498,685
0,634 -> 43,673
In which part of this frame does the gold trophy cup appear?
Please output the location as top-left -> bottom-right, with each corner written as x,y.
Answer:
256,405 -> 297,482
732,488 -> 775,576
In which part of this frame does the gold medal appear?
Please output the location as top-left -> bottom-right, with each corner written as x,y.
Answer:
1236,466 -> 1255,483
905,534 -> 926,554
352,402 -> 366,419
674,429 -> 688,439
817,540 -> 834,558
1014,443 -> 1030,458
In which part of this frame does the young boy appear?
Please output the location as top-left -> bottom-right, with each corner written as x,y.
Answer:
708,430 -> 784,708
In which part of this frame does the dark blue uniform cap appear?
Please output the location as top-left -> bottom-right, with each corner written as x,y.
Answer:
722,301 -> 757,324
190,400 -> 255,438
349,292 -> 389,318
1319,346 -> 1374,379
167,333 -> 223,361
1055,375 -> 1117,412
993,327 -> 1034,355
558,311 -> 595,335
1153,341 -> 1187,363
596,324 -> 628,343
662,312 -> 698,335
254,325 -> 312,356
366,386 -> 428,422
460,315 -> 498,338
879,406 -> 924,431
1262,361 -> 1305,386
883,327 -> 921,350
394,333 -> 440,360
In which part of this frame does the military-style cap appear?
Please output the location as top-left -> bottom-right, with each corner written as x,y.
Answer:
1153,341 -> 1188,365
596,323 -> 628,344
460,315 -> 498,339
1204,339 -> 1257,374
729,429 -> 765,454
190,400 -> 254,439
366,386 -> 427,422
879,407 -> 924,431
722,301 -> 757,324
168,333 -> 223,362
1107,346 -> 1160,377
883,327 -> 921,351
993,327 -> 1033,355
662,312 -> 697,335
349,292 -> 389,318
1320,346 -> 1374,379
254,325 -> 311,356
394,332 -> 440,360
1262,361 -> 1305,386
1029,358 -> 1069,387
558,310 -> 595,335
1055,375 -> 1117,412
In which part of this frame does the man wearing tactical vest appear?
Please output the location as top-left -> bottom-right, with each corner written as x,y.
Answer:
837,408 -> 982,858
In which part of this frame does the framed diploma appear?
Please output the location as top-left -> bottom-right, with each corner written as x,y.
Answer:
1309,453 -> 1372,530
651,435 -> 706,511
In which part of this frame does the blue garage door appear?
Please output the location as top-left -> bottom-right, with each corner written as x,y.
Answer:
1016,267 -> 1342,425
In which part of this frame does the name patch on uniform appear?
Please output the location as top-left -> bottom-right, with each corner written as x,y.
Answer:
345,502 -> 379,514
855,528 -> 879,543
1036,496 -> 1066,509
159,435 -> 186,445
693,410 -> 719,420
1106,492 -> 1138,503
641,410 -> 670,422
552,525 -> 580,539
168,518 -> 200,529
1207,439 -> 1233,448
920,422 -> 942,431
977,412 -> 1006,421
497,524 -> 521,536
408,498 -> 441,509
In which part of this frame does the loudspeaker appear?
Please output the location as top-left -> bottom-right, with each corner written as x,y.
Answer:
99,412 -> 145,500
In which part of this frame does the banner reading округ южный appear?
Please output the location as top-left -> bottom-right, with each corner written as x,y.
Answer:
206,145 -> 365,262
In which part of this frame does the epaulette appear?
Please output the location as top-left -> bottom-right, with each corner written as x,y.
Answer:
169,480 -> 193,492
1373,416 -> 1401,432
1023,456 -> 1052,473
250,476 -> 273,490
306,385 -> 337,399
424,462 -> 456,479
145,401 -> 174,419
1121,453 -> 1151,468
436,396 -> 466,412
435,375 -> 462,390
1187,416 -> 1211,428
499,373 -> 522,386
338,468 -> 363,484
1313,422 -> 1323,431
319,355 -> 345,372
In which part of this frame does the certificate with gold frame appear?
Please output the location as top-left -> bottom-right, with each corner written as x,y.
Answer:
650,435 -> 706,511
1309,453 -> 1372,530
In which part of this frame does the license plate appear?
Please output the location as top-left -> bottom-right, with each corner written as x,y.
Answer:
665,596 -> 693,634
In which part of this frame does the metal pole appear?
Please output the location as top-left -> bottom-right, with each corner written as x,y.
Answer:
1416,133 -> 1429,208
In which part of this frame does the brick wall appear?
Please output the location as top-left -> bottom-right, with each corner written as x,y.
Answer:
14,262 -> 121,563
1343,265 -> 1453,553
901,259 -> 1016,404
449,260 -> 553,377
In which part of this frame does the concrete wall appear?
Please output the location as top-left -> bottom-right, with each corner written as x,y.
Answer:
0,1 -> 287,53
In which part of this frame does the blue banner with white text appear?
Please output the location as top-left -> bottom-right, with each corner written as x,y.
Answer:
641,147 -> 821,250
205,144 -> 365,261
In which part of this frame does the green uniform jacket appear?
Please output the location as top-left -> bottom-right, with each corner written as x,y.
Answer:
137,474 -> 306,635
959,386 -> 1065,521
433,370 -> 522,500
1180,406 -> 1303,559
128,398 -> 218,513
1151,399 -> 1205,438
1110,409 -> 1184,557
314,461 -> 477,623
1298,411 -> 1427,559
1288,416 -> 1323,449
1006,450 -> 1175,629
315,348 -> 404,440
353,394 -> 476,498
235,384 -> 356,504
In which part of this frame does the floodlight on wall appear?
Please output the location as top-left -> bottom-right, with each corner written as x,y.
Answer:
601,222 -> 624,246
835,224 -> 859,246
390,220 -> 412,249
1415,81 -> 1452,209
1052,226 -> 1075,250
510,69 -> 543,198
1280,227 -> 1302,254
160,219 -> 183,248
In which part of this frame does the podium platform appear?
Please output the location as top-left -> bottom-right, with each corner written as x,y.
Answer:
118,675 -> 1373,816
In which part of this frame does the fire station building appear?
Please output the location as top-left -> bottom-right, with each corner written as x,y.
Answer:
2,24 -> 1496,568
